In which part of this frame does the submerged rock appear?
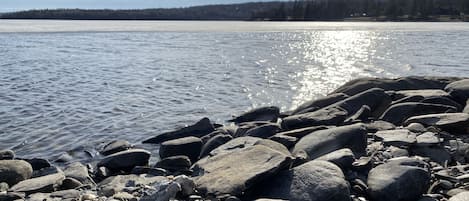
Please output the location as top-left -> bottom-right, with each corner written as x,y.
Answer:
143,117 -> 214,144
228,106 -> 280,124
0,160 -> 33,186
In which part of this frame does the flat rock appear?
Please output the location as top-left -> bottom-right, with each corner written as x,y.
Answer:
98,174 -> 167,197
367,157 -> 431,201
0,150 -> 15,160
63,162 -> 94,186
192,143 -> 292,197
0,160 -> 33,186
292,123 -> 367,160
10,170 -> 65,194
97,149 -> 151,172
244,123 -> 281,138
411,146 -> 451,165
445,79 -> 469,103
228,106 -> 280,124
155,155 -> 191,172
291,93 -> 349,115
143,117 -> 214,144
159,136 -> 202,162
393,89 -> 450,99
276,125 -> 330,138
268,134 -> 297,149
252,160 -> 350,201
364,120 -> 396,132
315,148 -> 355,169
281,106 -> 348,130
404,113 -> 469,133
374,129 -> 417,147
199,134 -> 233,158
416,132 -> 440,146
100,140 -> 132,156
380,102 -> 457,125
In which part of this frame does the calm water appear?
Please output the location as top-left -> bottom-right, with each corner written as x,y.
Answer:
1,20 -> 469,162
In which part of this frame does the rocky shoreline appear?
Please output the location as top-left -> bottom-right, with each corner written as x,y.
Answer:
3,76 -> 469,201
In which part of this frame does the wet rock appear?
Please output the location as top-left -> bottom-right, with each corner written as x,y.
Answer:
374,129 -> 417,147
291,93 -> 349,115
445,79 -> 469,103
159,136 -> 202,162
332,76 -> 460,96
244,123 -> 281,138
63,162 -> 94,186
406,122 -> 427,133
449,191 -> 469,201
329,88 -> 392,118
367,157 -> 431,201
199,134 -> 232,158
281,106 -> 347,130
0,160 -> 33,186
364,120 -> 396,132
24,158 -> 51,171
100,140 -> 132,156
416,132 -> 441,146
10,170 -> 65,194
344,105 -> 371,124
276,125 -> 330,138
315,148 -> 355,169
292,123 -> 367,160
380,102 -> 457,125
98,149 -> 151,172
192,143 -> 292,197
143,117 -> 214,144
98,175 -> 167,197
155,155 -> 191,173
228,106 -> 280,124
404,113 -> 469,133
0,150 -> 15,160
60,177 -> 82,190
253,160 -> 350,201
411,146 -> 451,165
268,134 -> 297,149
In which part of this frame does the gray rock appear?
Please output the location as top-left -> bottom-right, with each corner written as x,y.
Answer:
406,122 -> 427,133
63,162 -> 94,186
60,177 -> 82,190
97,149 -> 151,172
0,150 -> 15,160
143,117 -> 214,144
393,89 -> 450,100
276,126 -> 331,138
380,102 -> 457,125
445,79 -> 469,103
329,87 -> 392,118
292,93 -> 349,115
50,189 -> 80,199
0,192 -> 24,201
228,106 -> 280,124
367,157 -> 431,201
364,120 -> 396,132
344,105 -> 371,123
333,76 -> 460,96
404,113 -> 469,133
421,96 -> 462,111
385,146 -> 409,158
101,140 -> 132,156
131,166 -> 167,176
10,170 -> 65,194
24,158 -> 50,171
155,155 -> 191,172
374,129 -> 417,147
315,148 -> 355,169
416,132 -> 441,146
269,134 -> 297,149
98,174 -> 167,197
0,182 -> 8,191
292,123 -> 367,160
411,146 -> 451,165
199,134 -> 233,158
192,143 -> 292,197
449,191 -> 469,201
281,106 -> 348,130
0,160 -> 33,186
31,166 -> 61,178
244,123 -> 281,138
159,136 -> 202,162
173,175 -> 195,197
253,160 -> 350,201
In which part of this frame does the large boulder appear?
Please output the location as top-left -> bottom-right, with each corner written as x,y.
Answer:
192,139 -> 292,197
328,88 -> 392,118
10,170 -> 65,194
292,123 -> 367,160
315,148 -> 355,170
199,134 -> 233,158
291,93 -> 349,115
281,106 -> 347,130
367,157 -> 431,201
100,140 -> 132,156
143,117 -> 214,144
228,106 -> 280,124
244,123 -> 281,138
63,162 -> 95,186
404,113 -> 469,133
0,160 -> 33,186
252,160 -> 350,201
445,79 -> 469,103
97,149 -> 151,172
155,155 -> 191,173
159,137 -> 203,162
333,76 -> 461,96
380,102 -> 457,125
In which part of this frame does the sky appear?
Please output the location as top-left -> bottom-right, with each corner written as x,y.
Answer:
0,0 -> 279,12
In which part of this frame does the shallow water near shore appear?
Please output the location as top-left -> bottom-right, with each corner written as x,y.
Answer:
1,20 -> 469,162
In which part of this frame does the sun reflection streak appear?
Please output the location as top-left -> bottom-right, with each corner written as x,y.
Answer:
289,31 -> 380,109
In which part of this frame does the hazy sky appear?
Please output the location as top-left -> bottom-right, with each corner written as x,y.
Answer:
0,0 -> 278,12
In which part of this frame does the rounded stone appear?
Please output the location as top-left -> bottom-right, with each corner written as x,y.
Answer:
0,160 -> 33,186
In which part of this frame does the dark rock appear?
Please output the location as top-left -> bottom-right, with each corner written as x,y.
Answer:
155,155 -> 191,172
381,102 -> 457,125
0,192 -> 24,201
31,166 -> 61,178
329,88 -> 392,118
63,162 -> 94,186
143,117 -> 214,144
244,123 -> 281,138
24,158 -> 50,171
200,129 -> 232,144
159,137 -> 202,162
228,106 -> 280,124
131,166 -> 167,176
291,93 -> 349,115
276,125 -> 331,138
445,79 -> 469,103
98,149 -> 151,172
253,160 -> 350,201
0,160 -> 33,186
449,191 -> 469,201
292,123 -> 367,160
392,95 -> 424,105
10,170 -> 65,194
269,134 -> 297,149
374,129 -> 417,147
367,157 -> 431,201
199,134 -> 233,158
411,146 -> 451,165
421,96 -> 462,111
281,106 -> 348,130
60,177 -> 82,190
344,105 -> 371,123
333,76 -> 460,96
234,121 -> 271,137
101,140 -> 132,156
192,141 -> 292,197
385,146 -> 409,158
404,113 -> 469,133
0,150 -> 15,160
364,120 -> 396,132
315,148 -> 355,169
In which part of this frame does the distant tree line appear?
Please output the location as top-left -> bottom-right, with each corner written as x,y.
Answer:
1,0 -> 469,21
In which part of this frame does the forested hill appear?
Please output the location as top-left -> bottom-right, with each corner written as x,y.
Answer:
1,0 -> 469,21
